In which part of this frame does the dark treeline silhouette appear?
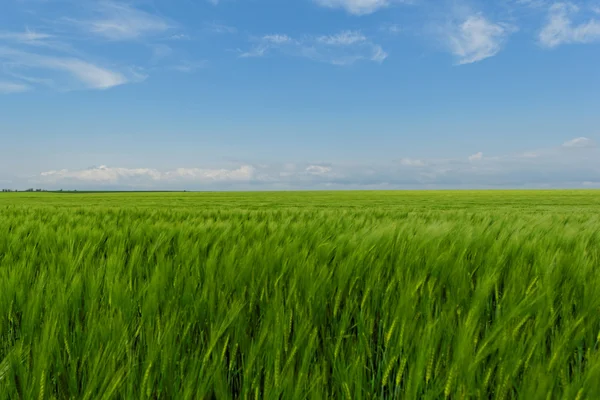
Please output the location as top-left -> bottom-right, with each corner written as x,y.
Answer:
1,188 -> 48,192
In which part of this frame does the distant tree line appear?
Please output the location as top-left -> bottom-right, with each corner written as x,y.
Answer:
1,188 -> 48,192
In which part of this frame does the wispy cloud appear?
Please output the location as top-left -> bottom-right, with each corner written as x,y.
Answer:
399,158 -> 426,167
0,81 -> 30,94
71,2 -> 171,41
262,34 -> 294,44
539,3 -> 600,47
204,22 -> 237,35
313,0 -> 411,15
0,28 -> 74,53
2,71 -> 55,88
562,136 -> 596,148
509,0 -> 553,9
151,44 -> 173,61
239,46 -> 269,58
0,2 -> 174,92
49,59 -> 128,89
0,47 -> 128,90
380,23 -> 402,35
442,14 -> 516,65
468,152 -> 484,161
168,33 -> 191,40
0,29 -> 53,44
240,30 -> 387,65
317,31 -> 367,45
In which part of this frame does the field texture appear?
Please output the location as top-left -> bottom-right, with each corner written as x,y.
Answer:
1,191 -> 600,399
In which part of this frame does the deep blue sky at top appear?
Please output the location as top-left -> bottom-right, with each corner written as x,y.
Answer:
0,0 -> 599,190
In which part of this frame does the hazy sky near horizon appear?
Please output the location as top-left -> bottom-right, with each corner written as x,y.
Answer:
0,0 -> 599,190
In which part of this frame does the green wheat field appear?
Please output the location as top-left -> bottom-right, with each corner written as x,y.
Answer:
1,190 -> 600,399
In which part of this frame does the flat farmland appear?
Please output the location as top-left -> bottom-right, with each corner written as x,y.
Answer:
1,191 -> 600,399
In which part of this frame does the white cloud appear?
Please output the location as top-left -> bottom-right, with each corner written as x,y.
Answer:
241,30 -> 387,65
0,4 -> 170,93
305,165 -> 333,175
317,31 -> 366,45
263,34 -> 294,44
27,138 -> 600,190
0,81 -> 30,94
562,136 -> 596,147
469,152 -> 484,161
55,59 -> 127,89
239,46 -> 269,58
314,0 -> 393,15
0,47 -> 128,90
169,33 -> 191,40
0,30 -> 53,44
41,166 -> 161,183
0,29 -> 74,53
511,0 -> 552,8
39,165 -> 255,185
444,14 -> 516,65
165,166 -> 255,181
204,22 -> 237,35
539,3 -> 600,47
76,2 -> 170,41
371,45 -> 388,62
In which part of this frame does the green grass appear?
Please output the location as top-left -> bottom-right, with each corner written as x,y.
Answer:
1,190 -> 600,399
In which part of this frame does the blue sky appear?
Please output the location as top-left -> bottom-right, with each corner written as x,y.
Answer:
0,0 -> 599,190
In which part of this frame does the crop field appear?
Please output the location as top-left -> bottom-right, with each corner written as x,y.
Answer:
1,190 -> 600,399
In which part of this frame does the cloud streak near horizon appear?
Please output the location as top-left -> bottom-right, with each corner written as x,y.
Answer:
25,138 -> 599,190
